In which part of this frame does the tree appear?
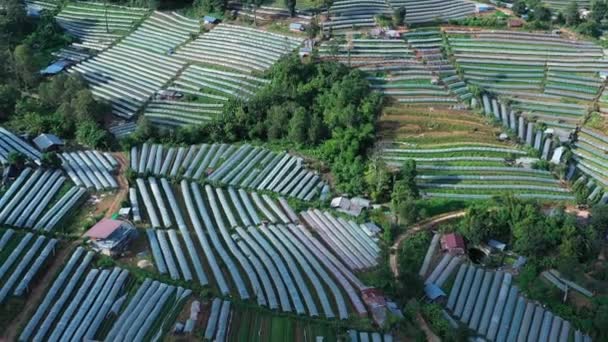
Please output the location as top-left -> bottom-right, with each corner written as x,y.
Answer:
533,5 -> 552,22
391,180 -> 419,225
13,44 -> 38,88
400,159 -> 419,199
576,21 -> 602,37
285,0 -> 296,17
287,107 -> 309,144
591,0 -> 608,23
393,6 -> 407,26
364,157 -> 391,202
512,0 -> 527,15
0,84 -> 20,121
76,120 -> 108,148
564,1 -> 581,25
40,152 -> 62,168
7,151 -> 27,168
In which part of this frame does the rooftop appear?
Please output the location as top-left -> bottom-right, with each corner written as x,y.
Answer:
85,219 -> 125,239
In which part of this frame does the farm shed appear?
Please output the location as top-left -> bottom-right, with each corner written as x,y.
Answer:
203,15 -> 219,24
33,133 -> 64,152
475,4 -> 494,12
424,283 -> 446,303
441,233 -> 466,255
85,219 -> 136,256
361,288 -> 388,326
508,19 -> 524,28
40,60 -> 72,76
290,23 -> 305,32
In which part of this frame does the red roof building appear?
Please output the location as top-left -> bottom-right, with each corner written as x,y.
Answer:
361,288 -> 388,326
85,219 -> 136,256
441,233 -> 466,255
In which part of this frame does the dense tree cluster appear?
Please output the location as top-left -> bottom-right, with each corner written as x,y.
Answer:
457,196 -> 602,263
200,54 -> 384,193
8,74 -> 111,147
512,0 -> 604,37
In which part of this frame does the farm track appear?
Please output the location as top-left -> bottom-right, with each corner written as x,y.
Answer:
2,240 -> 81,341
389,211 -> 466,277
93,152 -> 129,220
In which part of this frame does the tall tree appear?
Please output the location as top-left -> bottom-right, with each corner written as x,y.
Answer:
364,157 -> 391,202
393,6 -> 406,26
13,44 -> 38,88
591,0 -> 608,23
284,0 -> 296,17
564,1 -> 581,25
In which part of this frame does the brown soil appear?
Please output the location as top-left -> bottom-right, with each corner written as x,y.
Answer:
92,152 -> 129,219
2,240 -> 81,341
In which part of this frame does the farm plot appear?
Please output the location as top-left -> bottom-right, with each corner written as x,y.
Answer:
202,298 -> 232,340
445,30 -> 607,119
509,98 -> 587,128
388,0 -> 475,24
320,38 -> 459,106
55,2 -> 148,51
68,11 -> 200,119
130,143 -> 327,201
301,209 -> 380,271
20,248 -> 190,342
0,127 -> 41,165
137,180 -> 366,318
227,306 -> 341,341
174,23 -> 303,74
403,30 -> 472,104
348,330 -> 394,341
321,0 -> 391,34
542,0 -> 590,11
0,231 -> 58,305
59,150 -> 119,191
377,106 -> 574,201
443,263 -> 592,342
0,168 -> 87,230
570,128 -> 608,203
24,0 -> 59,11
145,64 -> 268,127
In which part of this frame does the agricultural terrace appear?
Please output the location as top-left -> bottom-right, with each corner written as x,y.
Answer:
323,0 -> 476,34
445,30 -> 607,125
377,106 -> 574,201
0,231 -> 59,330
24,0 -> 59,11
56,2 -> 148,51
427,259 -> 592,342
129,143 -> 328,200
19,247 -> 191,341
319,37 -> 447,105
542,0 -> 591,11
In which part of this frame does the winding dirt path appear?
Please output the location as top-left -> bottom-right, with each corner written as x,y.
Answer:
389,211 -> 466,277
3,240 -> 80,341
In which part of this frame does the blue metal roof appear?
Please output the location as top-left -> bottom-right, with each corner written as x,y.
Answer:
424,283 -> 446,300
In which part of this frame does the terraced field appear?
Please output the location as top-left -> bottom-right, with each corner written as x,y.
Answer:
130,143 -> 328,201
378,106 -> 573,201
436,262 -> 592,342
319,37 -> 460,106
136,177 -> 366,318
56,2 -> 148,51
322,0 -> 475,34
446,29 -> 607,127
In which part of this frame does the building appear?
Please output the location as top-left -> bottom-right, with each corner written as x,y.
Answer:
361,288 -> 388,326
424,283 -> 446,304
33,133 -> 64,152
475,4 -> 494,13
40,60 -> 73,76
203,15 -> 219,24
289,22 -> 305,32
330,196 -> 371,217
85,219 -> 136,256
508,19 -> 524,28
441,233 -> 466,255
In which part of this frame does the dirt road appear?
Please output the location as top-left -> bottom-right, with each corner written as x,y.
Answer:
93,152 -> 129,219
389,211 -> 466,277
